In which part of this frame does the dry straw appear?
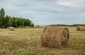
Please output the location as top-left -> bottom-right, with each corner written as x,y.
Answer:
41,26 -> 69,48
76,26 -> 85,31
9,27 -> 14,31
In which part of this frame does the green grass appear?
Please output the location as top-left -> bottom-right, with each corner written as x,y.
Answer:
0,27 -> 85,55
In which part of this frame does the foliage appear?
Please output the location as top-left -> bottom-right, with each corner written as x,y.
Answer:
49,24 -> 85,27
0,8 -> 34,28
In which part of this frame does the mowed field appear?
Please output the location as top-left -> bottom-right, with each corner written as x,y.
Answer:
0,27 -> 85,55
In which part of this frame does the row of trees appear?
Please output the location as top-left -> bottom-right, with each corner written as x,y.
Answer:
0,8 -> 34,28
49,24 -> 85,27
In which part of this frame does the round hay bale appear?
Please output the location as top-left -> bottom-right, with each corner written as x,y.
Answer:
76,26 -> 85,31
41,26 -> 69,48
9,27 -> 14,31
7,27 -> 10,29
26,27 -> 30,29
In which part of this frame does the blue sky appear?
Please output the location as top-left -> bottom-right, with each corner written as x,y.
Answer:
0,0 -> 85,25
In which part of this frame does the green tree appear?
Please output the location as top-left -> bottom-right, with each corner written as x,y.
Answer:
8,17 -> 14,27
4,15 -> 9,27
0,8 -> 34,28
0,8 -> 5,27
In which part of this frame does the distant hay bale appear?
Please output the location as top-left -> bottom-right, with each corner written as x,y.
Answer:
7,27 -> 10,29
41,26 -> 69,48
9,27 -> 14,31
26,27 -> 30,29
76,26 -> 85,31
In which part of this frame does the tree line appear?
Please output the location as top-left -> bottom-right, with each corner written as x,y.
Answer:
0,8 -> 34,28
49,24 -> 85,27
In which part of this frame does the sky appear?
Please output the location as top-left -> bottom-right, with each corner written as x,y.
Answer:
0,0 -> 85,25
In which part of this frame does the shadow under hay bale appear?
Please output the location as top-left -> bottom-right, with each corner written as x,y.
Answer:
41,26 -> 69,48
9,27 -> 14,31
76,26 -> 85,31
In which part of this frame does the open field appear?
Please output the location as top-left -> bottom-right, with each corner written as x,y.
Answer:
0,27 -> 85,55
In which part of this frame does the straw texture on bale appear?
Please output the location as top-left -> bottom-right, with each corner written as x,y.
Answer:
76,26 -> 85,31
41,26 -> 69,48
9,27 -> 14,31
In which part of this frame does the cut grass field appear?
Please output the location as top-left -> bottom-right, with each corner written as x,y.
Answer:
0,27 -> 85,55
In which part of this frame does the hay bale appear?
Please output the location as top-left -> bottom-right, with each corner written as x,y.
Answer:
9,27 -> 14,31
41,26 -> 69,48
76,26 -> 85,31
7,27 -> 10,29
26,27 -> 30,29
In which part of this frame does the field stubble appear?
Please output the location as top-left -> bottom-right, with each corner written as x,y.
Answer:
0,27 -> 85,55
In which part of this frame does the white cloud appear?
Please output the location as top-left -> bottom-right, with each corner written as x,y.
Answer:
56,0 -> 85,8
0,0 -> 85,25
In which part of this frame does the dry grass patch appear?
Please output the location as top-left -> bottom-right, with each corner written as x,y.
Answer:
0,27 -> 85,55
